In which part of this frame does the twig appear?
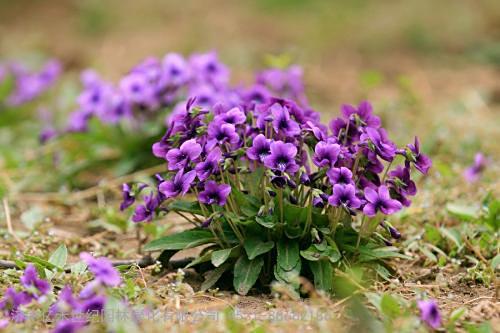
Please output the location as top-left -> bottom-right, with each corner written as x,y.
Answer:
2,197 -> 23,245
463,296 -> 494,305
0,256 -> 194,272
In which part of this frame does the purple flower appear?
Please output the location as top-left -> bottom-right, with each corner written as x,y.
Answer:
66,110 -> 92,133
159,170 -> 196,198
39,128 -> 57,144
166,139 -> 202,170
327,167 -> 353,185
417,299 -> 441,329
20,264 -> 51,298
120,183 -> 147,211
328,184 -> 361,209
407,137 -> 432,174
207,121 -> 240,148
263,141 -> 299,174
80,252 -> 121,287
313,141 -> 341,168
161,53 -> 190,87
119,72 -> 157,107
189,51 -> 229,87
341,101 -> 381,128
0,288 -> 31,321
52,319 -> 86,333
271,103 -> 301,137
363,127 -> 397,162
256,65 -> 306,103
195,147 -> 222,181
152,133 -> 170,159
78,294 -> 106,314
132,193 -> 160,223
247,134 -> 271,162
6,59 -> 61,106
363,186 -> 402,216
388,165 -> 416,207
215,107 -> 246,125
243,84 -> 271,104
198,181 -> 231,206
49,285 -> 79,317
463,153 -> 487,183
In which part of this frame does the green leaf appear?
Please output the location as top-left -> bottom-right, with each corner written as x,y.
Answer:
491,254 -> 500,270
104,296 -> 138,331
484,199 -> 500,231
374,264 -> 392,282
71,262 -> 87,275
308,260 -> 333,292
244,237 -> 275,260
277,239 -> 300,271
20,207 -> 44,229
282,203 -> 308,226
167,200 -> 203,215
446,203 -> 479,221
448,307 -> 466,324
24,255 -> 61,271
274,259 -> 301,285
201,263 -> 231,291
185,250 -> 213,269
144,229 -> 215,251
49,244 -> 68,269
325,238 -> 341,263
246,167 -> 264,196
233,255 -> 264,295
420,246 -> 437,262
255,215 -> 275,228
380,293 -> 401,318
211,248 -> 233,267
439,227 -> 462,248
356,246 -> 411,262
300,245 -> 322,261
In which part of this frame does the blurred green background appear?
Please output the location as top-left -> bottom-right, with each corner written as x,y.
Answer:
1,0 -> 499,151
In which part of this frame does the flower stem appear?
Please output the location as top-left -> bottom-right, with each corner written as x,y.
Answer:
301,191 -> 313,238
382,160 -> 394,182
356,216 -> 366,249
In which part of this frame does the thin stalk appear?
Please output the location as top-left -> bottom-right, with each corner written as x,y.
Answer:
356,216 -> 366,249
278,188 -> 284,225
175,211 -> 199,227
382,160 -> 394,182
301,191 -> 313,238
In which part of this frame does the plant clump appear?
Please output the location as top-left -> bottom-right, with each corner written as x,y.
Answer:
125,98 -> 431,295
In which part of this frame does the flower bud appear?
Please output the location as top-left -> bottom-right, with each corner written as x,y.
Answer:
271,176 -> 286,188
389,226 -> 401,239
313,196 -> 324,208
289,195 -> 298,205
299,172 -> 311,186
319,192 -> 329,202
287,179 -> 297,189
201,217 -> 213,228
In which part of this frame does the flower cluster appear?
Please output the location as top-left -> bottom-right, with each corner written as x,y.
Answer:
0,254 -> 122,333
65,51 -> 306,133
0,265 -> 51,323
127,99 -> 430,231
0,59 -> 61,107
